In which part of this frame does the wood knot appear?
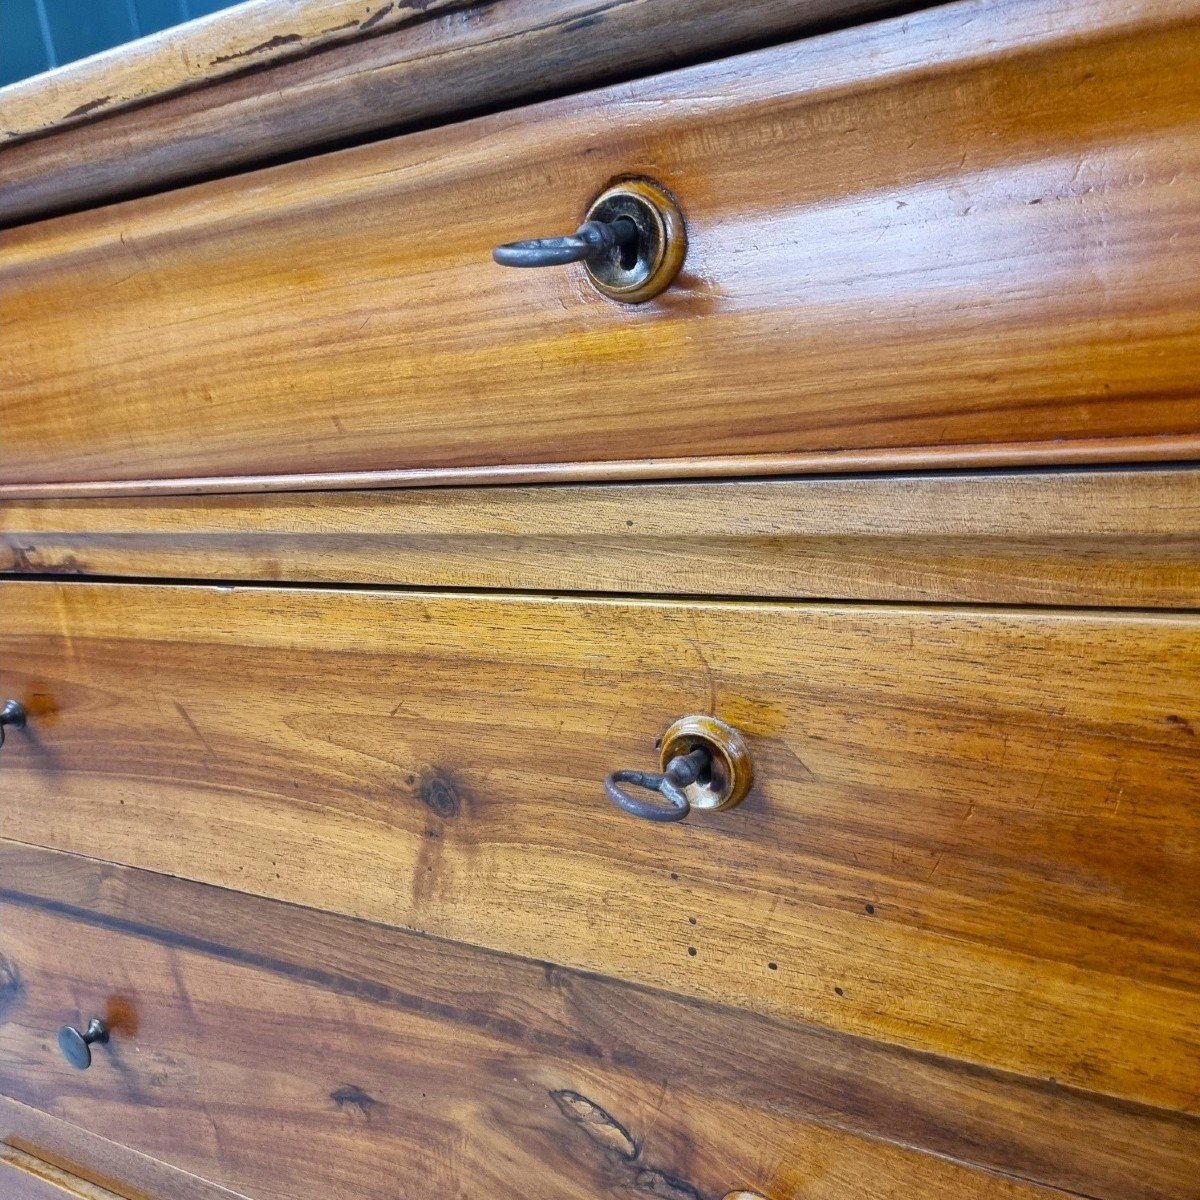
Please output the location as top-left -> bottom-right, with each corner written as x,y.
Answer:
551,1089 -> 638,1161
419,769 -> 462,819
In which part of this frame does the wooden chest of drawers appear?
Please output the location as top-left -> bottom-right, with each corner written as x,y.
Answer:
1,1 -> 1198,1198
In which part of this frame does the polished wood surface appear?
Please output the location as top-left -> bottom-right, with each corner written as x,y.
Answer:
3,0 -> 1199,492
0,0 -> 917,225
3,843 -> 1196,1200
1,581 -> 1197,1111
3,468 -> 1199,607
0,1149 -> 132,1200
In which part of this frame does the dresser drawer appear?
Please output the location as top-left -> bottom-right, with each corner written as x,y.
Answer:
3,0 -> 1199,494
3,844 -> 1184,1200
0,581 -> 1196,1116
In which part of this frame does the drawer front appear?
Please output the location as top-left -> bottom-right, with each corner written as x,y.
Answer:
0,581 -> 1197,1114
4,468 -> 1200,608
0,844 -> 1167,1200
3,0 -> 1199,493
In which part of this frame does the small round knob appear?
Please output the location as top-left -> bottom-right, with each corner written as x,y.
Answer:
493,177 -> 686,303
605,716 -> 754,822
57,1018 -> 108,1070
0,699 -> 26,750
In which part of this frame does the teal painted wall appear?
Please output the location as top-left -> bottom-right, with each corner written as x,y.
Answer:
1,0 -> 242,88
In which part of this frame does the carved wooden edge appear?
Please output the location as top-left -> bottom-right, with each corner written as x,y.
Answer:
0,1097 -> 247,1200
0,0 -> 924,224
3,466 -> 1198,606
0,0 -> 461,145
0,840 -> 1196,1200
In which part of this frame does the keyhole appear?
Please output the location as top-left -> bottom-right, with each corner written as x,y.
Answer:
613,216 -> 640,271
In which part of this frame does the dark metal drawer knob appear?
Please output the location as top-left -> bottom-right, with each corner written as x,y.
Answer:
58,1018 -> 109,1070
493,177 -> 686,303
605,715 -> 754,822
0,699 -> 26,750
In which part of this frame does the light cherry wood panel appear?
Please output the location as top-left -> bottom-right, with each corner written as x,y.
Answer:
3,0 -> 1200,493
0,583 -> 1197,1112
4,843 -> 1195,1200
0,0 -> 922,225
2,468 -> 1199,606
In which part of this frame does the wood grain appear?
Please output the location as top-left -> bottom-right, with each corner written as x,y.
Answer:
0,0 -> 924,225
3,842 -> 1197,1200
4,0 -> 1200,491
1,1097 -> 246,1200
0,0 -> 460,146
1,582 -> 1197,1112
3,468 -> 1199,607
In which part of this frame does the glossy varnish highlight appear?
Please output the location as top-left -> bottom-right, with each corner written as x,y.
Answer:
2,0 -> 1200,491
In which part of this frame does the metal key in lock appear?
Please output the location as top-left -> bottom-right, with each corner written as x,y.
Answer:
493,177 -> 686,303
604,716 -> 754,822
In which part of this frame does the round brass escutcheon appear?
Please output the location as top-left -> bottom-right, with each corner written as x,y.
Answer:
659,715 -> 754,813
722,1193 -> 769,1200
581,178 -> 686,303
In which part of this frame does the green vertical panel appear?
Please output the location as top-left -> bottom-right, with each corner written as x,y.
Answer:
0,0 -> 54,86
43,0 -> 136,66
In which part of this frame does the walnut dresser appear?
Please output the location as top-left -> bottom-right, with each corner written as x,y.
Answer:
1,1 -> 1199,1197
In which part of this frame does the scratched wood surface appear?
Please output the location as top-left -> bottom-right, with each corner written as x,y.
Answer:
0,1097 -> 245,1200
3,468 -> 1199,607
0,0 -> 462,146
2,843 -> 1197,1200
4,0 -> 1200,493
1,581 -> 1197,1113
0,0 -> 918,224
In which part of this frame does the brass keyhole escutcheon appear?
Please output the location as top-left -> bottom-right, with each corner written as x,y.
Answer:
580,178 -> 687,303
657,715 -> 754,813
492,176 -> 687,304
604,715 -> 754,822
